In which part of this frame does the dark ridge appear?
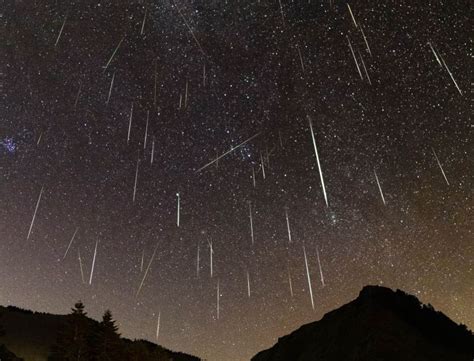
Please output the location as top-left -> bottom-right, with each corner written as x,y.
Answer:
0,304 -> 200,361
252,285 -> 474,361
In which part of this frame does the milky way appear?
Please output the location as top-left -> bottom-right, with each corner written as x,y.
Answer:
0,1 -> 472,360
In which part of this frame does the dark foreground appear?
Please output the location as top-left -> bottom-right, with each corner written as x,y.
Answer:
0,303 -> 200,361
252,285 -> 474,361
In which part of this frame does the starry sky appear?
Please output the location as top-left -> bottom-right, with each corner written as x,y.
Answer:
0,1 -> 472,360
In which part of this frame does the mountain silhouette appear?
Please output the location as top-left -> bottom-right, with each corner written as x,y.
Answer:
0,303 -> 200,361
252,285 -> 474,361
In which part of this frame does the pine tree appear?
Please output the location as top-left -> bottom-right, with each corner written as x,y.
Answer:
90,310 -> 123,361
71,301 -> 87,316
49,301 -> 89,361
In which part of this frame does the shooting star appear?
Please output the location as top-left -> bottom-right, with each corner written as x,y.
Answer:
106,72 -> 115,105
432,147 -> 449,185
136,243 -> 158,298
308,116 -> 329,207
133,154 -> 139,202
27,186 -> 44,240
63,228 -> 79,260
127,102 -> 133,144
260,153 -> 266,179
144,110 -> 149,149
176,192 -> 180,227
89,239 -> 98,285
141,8 -> 147,35
55,15 -> 67,46
151,138 -> 155,164
156,311 -> 161,341
440,54 -> 463,95
278,0 -> 285,25
249,202 -> 255,245
296,44 -> 305,73
173,0 -> 205,56
316,247 -> 325,287
359,52 -> 372,85
347,36 -> 363,80
303,245 -> 315,310
196,132 -> 261,172
347,4 -> 358,28
374,169 -> 386,205
285,209 -> 292,243
140,249 -> 144,272
252,167 -> 256,187
427,42 -> 442,67
288,267 -> 294,297
78,249 -> 85,284
208,240 -> 214,278
103,36 -> 124,72
360,26 -> 372,56
74,81 -> 82,109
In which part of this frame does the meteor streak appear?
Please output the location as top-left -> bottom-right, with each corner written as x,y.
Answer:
308,117 -> 329,207
63,228 -> 79,260
196,133 -> 260,172
89,239 -> 98,285
27,187 -> 44,240
303,245 -> 315,310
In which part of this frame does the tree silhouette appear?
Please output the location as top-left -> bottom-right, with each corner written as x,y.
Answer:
71,301 -> 87,316
90,310 -> 123,361
49,301 -> 89,361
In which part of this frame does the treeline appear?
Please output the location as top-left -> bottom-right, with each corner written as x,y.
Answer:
48,301 -> 191,361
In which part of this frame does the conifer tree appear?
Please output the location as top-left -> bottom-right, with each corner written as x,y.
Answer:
90,310 -> 123,361
49,301 -> 89,361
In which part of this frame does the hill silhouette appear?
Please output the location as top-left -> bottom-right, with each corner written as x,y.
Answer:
0,302 -> 200,361
252,285 -> 474,361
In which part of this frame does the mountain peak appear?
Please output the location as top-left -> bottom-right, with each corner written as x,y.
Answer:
252,285 -> 474,361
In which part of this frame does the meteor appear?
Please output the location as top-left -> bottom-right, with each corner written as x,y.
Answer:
347,4 -> 358,28
27,187 -> 44,240
63,228 -> 79,260
55,15 -> 67,46
347,36 -> 363,80
89,239 -> 99,285
133,155 -> 139,202
103,36 -> 124,72
78,249 -> 85,284
196,133 -> 261,172
308,116 -> 329,207
316,247 -> 325,287
285,209 -> 292,243
249,202 -> 255,245
136,243 -> 158,298
374,169 -> 386,205
303,245 -> 315,310
432,148 -> 449,185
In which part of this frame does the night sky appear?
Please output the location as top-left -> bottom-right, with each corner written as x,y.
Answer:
0,1 -> 472,360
